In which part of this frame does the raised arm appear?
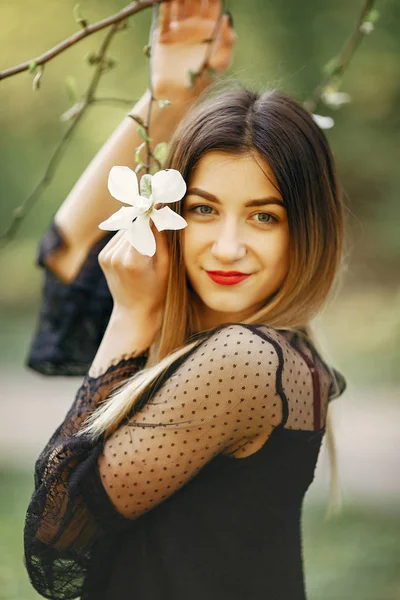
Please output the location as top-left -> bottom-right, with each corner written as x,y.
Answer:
26,1 -> 235,375
47,0 -> 236,284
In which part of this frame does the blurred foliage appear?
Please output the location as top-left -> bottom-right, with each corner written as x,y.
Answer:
0,0 -> 399,382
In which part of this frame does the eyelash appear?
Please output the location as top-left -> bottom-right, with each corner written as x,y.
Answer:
188,204 -> 278,225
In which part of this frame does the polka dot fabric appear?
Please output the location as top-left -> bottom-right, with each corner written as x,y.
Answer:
24,322 -> 343,600
99,325 -> 285,518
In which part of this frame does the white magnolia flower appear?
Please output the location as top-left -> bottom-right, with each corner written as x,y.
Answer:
99,166 -> 188,257
312,114 -> 335,130
359,21 -> 374,34
322,91 -> 352,109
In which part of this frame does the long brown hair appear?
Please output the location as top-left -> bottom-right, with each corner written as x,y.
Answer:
156,86 -> 344,360
80,85 -> 345,507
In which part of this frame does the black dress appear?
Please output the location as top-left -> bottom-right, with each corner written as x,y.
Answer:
24,219 -> 346,600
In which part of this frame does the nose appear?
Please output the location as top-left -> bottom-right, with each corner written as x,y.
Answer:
211,220 -> 246,262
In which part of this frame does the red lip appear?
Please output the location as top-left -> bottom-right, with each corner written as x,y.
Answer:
206,271 -> 251,286
206,271 -> 249,276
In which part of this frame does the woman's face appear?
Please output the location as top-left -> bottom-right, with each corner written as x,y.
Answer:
182,150 -> 290,330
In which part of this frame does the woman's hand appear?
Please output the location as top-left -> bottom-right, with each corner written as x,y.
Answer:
152,0 -> 236,100
98,226 -> 170,329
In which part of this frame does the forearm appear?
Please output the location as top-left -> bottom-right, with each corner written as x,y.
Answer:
88,308 -> 157,378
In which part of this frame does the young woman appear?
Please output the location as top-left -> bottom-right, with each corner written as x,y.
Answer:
24,2 -> 346,599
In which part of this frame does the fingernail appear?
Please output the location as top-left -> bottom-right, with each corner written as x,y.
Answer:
225,10 -> 234,28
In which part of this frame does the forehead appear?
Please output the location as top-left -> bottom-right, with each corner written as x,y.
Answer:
188,150 -> 281,199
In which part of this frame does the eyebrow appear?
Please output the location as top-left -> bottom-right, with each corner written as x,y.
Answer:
186,187 -> 285,208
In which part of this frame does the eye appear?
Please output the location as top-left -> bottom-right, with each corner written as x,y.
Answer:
189,204 -> 215,215
188,205 -> 278,225
254,212 -> 276,225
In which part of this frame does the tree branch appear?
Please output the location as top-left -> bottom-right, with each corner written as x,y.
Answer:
0,0 -> 168,81
93,97 -> 137,107
144,4 -> 160,172
0,25 -> 119,247
127,5 -> 163,174
303,0 -> 376,113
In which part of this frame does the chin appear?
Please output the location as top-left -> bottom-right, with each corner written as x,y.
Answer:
202,294 -> 254,316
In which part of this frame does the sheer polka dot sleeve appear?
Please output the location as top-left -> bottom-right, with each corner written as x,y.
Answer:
98,324 -> 285,519
24,322 -> 343,599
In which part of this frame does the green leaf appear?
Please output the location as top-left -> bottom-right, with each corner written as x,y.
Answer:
185,69 -> 198,88
118,19 -> 129,32
143,44 -> 151,57
85,52 -> 99,65
366,8 -> 380,24
153,142 -> 169,167
73,4 -> 82,20
65,76 -> 78,102
73,4 -> 88,28
135,142 -> 146,165
322,58 -> 341,77
28,60 -> 38,74
137,126 -> 151,142
207,67 -> 217,78
106,57 -> 117,69
135,163 -> 145,175
150,164 -> 159,175
158,99 -> 172,109
140,174 -> 152,198
32,67 -> 44,91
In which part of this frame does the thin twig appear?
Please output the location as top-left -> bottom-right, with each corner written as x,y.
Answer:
0,0 -> 168,81
303,0 -> 376,113
127,4 -> 162,174
144,4 -> 160,172
93,97 -> 137,106
0,25 -> 119,247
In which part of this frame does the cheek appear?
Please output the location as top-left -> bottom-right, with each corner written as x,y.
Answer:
182,222 -> 205,263
263,229 -> 290,282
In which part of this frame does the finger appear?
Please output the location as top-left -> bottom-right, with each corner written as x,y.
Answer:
98,229 -> 123,270
217,13 -> 237,47
185,0 -> 203,18
175,0 -> 188,20
201,0 -> 222,20
102,230 -> 128,268
169,0 -> 180,22
112,233 -> 142,270
159,0 -> 172,35
209,13 -> 237,67
122,234 -> 153,269
98,229 -> 124,259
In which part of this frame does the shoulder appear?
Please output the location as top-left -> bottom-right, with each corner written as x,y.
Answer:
201,322 -> 289,348
196,323 -> 285,372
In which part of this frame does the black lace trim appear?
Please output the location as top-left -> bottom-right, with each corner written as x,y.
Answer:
26,217 -> 116,376
24,353 -> 148,600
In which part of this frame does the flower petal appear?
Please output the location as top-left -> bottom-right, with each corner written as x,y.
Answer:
126,215 -> 156,256
136,195 -> 153,212
108,166 -> 140,205
151,169 -> 187,204
98,206 -> 141,231
311,114 -> 334,129
150,206 -> 188,232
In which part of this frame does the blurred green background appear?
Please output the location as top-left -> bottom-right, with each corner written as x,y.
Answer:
0,1 -> 399,599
